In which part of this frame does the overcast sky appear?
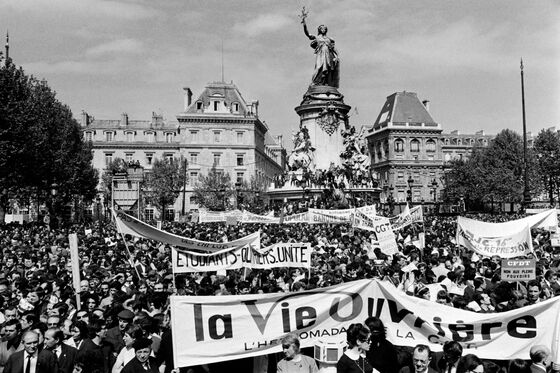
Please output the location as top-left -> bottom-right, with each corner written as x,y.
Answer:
1,0 -> 559,150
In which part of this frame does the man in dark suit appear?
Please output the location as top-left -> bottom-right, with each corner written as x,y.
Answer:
4,330 -> 58,373
105,309 -> 134,354
122,338 -> 159,373
44,328 -> 77,373
398,344 -> 437,373
528,345 -> 559,373
430,341 -> 462,373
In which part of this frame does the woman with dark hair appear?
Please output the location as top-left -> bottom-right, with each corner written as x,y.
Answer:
364,317 -> 398,373
456,354 -> 483,373
337,323 -> 373,373
66,320 -> 89,350
508,359 -> 531,373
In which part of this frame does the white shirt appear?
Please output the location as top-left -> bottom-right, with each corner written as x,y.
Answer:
23,352 -> 37,373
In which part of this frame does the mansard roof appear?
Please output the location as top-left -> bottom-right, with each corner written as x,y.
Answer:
183,81 -> 251,116
374,91 -> 437,127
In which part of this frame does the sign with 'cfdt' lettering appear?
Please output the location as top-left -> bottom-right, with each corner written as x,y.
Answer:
501,259 -> 536,281
170,279 -> 560,367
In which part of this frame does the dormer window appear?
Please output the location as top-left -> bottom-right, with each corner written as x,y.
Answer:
145,131 -> 155,142
213,101 -> 219,111
105,132 -> 114,142
84,132 -> 93,142
166,133 -> 174,143
126,132 -> 134,142
232,102 -> 240,113
196,101 -> 203,111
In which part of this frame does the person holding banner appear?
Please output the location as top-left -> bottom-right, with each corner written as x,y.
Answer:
277,333 -> 318,373
337,324 -> 373,373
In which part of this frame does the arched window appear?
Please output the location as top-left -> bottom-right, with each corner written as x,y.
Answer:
426,139 -> 436,152
394,139 -> 404,153
410,139 -> 420,152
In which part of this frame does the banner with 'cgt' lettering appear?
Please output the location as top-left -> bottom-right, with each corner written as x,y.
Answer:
170,279 -> 560,367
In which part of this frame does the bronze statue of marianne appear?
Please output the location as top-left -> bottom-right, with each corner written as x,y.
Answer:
300,7 -> 340,88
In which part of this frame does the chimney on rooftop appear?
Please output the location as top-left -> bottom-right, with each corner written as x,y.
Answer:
183,87 -> 192,111
81,110 -> 89,127
422,100 -> 430,112
121,112 -> 128,126
276,135 -> 283,147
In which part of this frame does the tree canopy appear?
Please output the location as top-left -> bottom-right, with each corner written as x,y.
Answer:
445,129 -> 540,208
193,166 -> 234,211
144,157 -> 187,220
0,61 -> 98,222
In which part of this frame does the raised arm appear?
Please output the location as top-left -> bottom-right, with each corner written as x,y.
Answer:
302,20 -> 314,40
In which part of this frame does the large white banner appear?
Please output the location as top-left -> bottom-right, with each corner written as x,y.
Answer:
352,210 -> 399,255
114,211 -> 260,252
172,243 -> 311,273
456,220 -> 533,258
170,279 -> 560,367
457,209 -> 557,237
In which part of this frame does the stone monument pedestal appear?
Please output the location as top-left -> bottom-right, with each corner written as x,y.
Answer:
295,85 -> 351,170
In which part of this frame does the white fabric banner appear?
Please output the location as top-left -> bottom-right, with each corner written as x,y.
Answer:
457,209 -> 558,237
456,219 -> 533,258
390,205 -> 424,231
170,279 -> 560,367
198,209 -> 243,223
282,212 -> 310,224
114,210 -> 260,252
172,243 -> 311,273
352,210 -> 399,255
240,211 -> 280,224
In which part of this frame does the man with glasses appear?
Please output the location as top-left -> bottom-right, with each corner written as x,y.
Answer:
399,345 -> 436,373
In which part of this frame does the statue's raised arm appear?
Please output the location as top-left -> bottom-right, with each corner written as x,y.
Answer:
300,7 -> 340,88
300,7 -> 314,40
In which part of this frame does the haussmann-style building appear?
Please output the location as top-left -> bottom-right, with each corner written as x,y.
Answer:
81,81 -> 286,221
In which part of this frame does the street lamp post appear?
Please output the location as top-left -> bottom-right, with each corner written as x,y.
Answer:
50,183 -> 58,229
407,175 -> 414,204
387,185 -> 395,216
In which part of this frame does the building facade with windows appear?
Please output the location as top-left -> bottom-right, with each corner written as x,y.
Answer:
366,91 -> 510,208
81,81 -> 286,220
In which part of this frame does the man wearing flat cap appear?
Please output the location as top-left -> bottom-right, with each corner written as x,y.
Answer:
122,338 -> 158,373
106,309 -> 134,353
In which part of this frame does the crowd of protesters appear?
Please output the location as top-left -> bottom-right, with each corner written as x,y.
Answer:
0,207 -> 558,373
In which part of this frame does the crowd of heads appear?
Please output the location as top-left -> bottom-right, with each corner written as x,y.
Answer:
0,208 -> 558,372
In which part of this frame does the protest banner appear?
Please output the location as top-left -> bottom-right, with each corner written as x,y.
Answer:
390,205 -> 424,231
240,211 -> 280,224
457,210 -> 558,237
172,243 -> 311,273
456,219 -> 533,258
501,259 -> 536,281
308,208 -> 353,224
114,210 -> 260,252
68,233 -> 81,310
551,233 -> 560,247
282,212 -> 310,224
351,210 -> 399,255
170,279 -> 560,367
